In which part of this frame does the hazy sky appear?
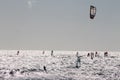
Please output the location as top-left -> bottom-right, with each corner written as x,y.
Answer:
0,0 -> 120,51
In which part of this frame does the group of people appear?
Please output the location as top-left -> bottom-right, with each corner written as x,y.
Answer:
16,50 -> 109,71
42,50 -> 54,57
87,52 -> 99,59
75,51 -> 109,68
87,51 -> 109,59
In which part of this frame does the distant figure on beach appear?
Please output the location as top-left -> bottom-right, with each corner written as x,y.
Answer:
43,66 -> 47,72
104,52 -> 108,57
87,53 -> 90,57
51,50 -> 54,56
17,51 -> 19,55
95,52 -> 99,57
76,52 -> 79,57
76,56 -> 81,68
91,52 -> 94,59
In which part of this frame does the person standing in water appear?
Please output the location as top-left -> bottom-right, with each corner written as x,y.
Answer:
76,56 -> 81,68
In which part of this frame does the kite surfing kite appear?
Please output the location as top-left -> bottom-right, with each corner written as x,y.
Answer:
90,5 -> 96,19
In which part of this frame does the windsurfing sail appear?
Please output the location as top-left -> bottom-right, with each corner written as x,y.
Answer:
90,5 -> 96,19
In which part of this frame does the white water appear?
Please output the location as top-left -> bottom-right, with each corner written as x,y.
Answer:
0,50 -> 120,80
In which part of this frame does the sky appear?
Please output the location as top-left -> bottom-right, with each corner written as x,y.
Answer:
0,0 -> 120,51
